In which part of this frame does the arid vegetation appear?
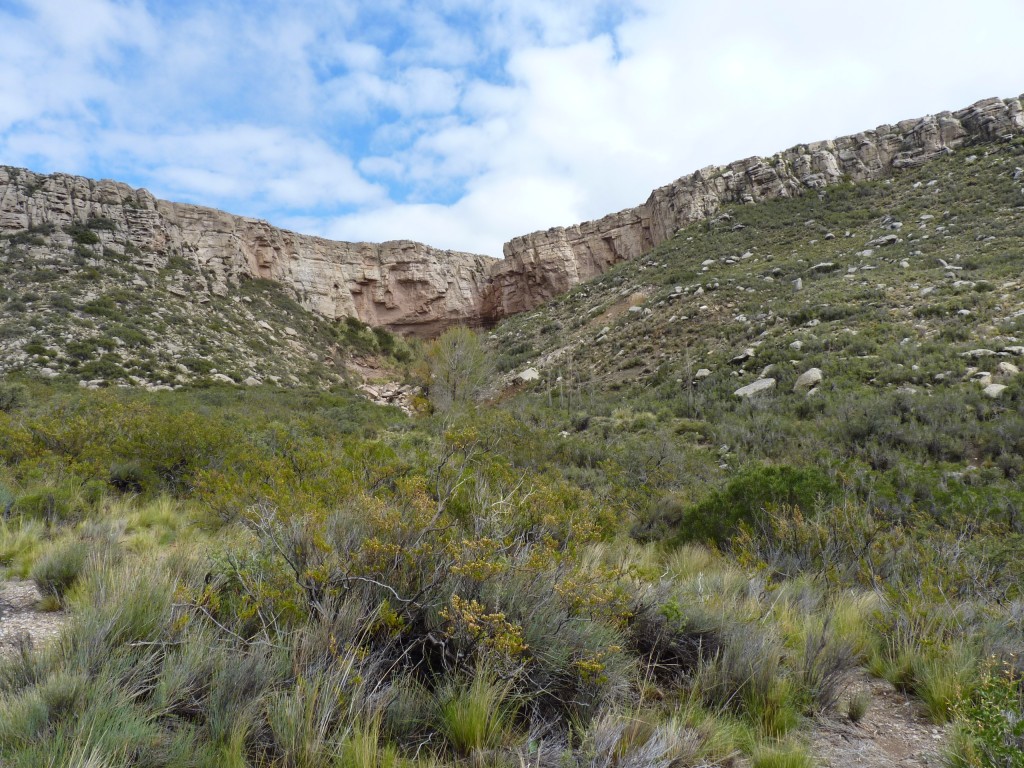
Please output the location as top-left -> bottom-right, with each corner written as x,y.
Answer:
1,138 -> 1023,766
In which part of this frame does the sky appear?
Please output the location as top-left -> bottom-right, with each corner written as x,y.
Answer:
1,0 -> 1022,257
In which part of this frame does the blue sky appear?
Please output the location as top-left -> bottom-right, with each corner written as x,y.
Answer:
2,0 -> 1022,256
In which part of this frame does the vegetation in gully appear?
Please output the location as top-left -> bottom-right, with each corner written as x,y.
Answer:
1,137 -> 1024,766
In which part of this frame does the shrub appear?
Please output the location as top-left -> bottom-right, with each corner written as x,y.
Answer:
0,382 -> 27,412
672,464 -> 838,547
947,661 -> 1024,767
65,224 -> 100,246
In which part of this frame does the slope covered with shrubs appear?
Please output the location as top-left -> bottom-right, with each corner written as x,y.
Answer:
1,134 -> 1023,767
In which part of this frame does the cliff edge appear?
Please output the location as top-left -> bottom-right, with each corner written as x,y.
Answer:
1,94 -> 1021,334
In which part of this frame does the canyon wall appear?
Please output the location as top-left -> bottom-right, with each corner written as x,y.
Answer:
489,95 -> 1024,319
0,168 -> 496,336
1,95 -> 1022,334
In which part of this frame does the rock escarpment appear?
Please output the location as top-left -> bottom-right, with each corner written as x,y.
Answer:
491,95 -> 1024,319
1,95 -> 1022,334
0,168 -> 496,336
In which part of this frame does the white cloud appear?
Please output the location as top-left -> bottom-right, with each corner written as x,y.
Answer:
99,127 -> 386,210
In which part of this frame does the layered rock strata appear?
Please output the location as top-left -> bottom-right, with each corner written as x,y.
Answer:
0,167 -> 496,336
491,95 -> 1024,319
1,95 -> 1021,333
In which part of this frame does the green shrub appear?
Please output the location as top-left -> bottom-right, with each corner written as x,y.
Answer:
0,382 -> 27,412
947,662 -> 1024,767
12,488 -> 75,523
65,224 -> 100,245
672,464 -> 838,546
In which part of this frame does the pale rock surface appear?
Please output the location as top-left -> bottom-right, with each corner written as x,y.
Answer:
734,378 -> 776,398
794,368 -> 823,392
983,383 -> 1008,398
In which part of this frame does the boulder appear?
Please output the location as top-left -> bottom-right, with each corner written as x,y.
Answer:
516,368 -> 540,382
998,362 -> 1020,376
793,368 -> 823,392
734,378 -> 776,398
984,383 -> 1008,399
731,348 -> 755,364
867,234 -> 899,247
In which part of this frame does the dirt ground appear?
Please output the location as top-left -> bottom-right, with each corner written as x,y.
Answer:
808,669 -> 950,767
0,580 -> 67,657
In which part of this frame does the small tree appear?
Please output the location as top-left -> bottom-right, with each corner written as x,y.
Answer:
426,327 -> 493,412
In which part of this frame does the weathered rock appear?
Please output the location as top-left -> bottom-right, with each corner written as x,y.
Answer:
731,348 -> 756,364
496,96 -> 1024,321
734,378 -> 776,398
984,383 -> 1008,399
516,368 -> 540,382
0,166 -> 496,338
867,234 -> 899,247
998,361 -> 1020,376
694,368 -> 712,380
793,368 -> 823,392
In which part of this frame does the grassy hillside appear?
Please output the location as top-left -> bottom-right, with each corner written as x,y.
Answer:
0,220 -> 412,389
0,137 -> 1022,767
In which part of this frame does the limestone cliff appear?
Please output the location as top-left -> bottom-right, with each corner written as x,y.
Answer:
490,95 -> 1024,319
1,94 -> 1022,334
0,167 -> 496,336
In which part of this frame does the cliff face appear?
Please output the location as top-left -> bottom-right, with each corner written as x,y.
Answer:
0,168 -> 496,336
2,95 -> 1022,334
490,95 -> 1024,320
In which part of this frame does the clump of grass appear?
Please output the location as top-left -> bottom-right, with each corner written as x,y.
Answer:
437,668 -> 520,756
335,716 -> 403,768
751,742 -> 815,768
0,517 -> 46,576
915,644 -> 978,724
30,540 -> 87,605
578,708 -> 712,768
846,690 -> 871,723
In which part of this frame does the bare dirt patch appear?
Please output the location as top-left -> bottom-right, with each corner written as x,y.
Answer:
810,670 -> 950,768
0,580 -> 67,657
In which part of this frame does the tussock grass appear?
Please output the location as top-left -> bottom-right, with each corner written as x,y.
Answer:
437,668 -> 520,756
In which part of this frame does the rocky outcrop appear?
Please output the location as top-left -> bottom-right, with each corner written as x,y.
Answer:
2,95 -> 1022,334
490,95 -> 1024,319
0,166 -> 496,336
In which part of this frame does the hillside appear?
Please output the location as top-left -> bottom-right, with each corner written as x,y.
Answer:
0,99 -> 1023,768
2,95 -> 1021,350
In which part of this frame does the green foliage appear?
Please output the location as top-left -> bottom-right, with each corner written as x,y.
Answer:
423,326 -> 494,411
0,382 -> 27,412
672,464 -> 837,546
64,224 -> 100,246
948,662 -> 1024,767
